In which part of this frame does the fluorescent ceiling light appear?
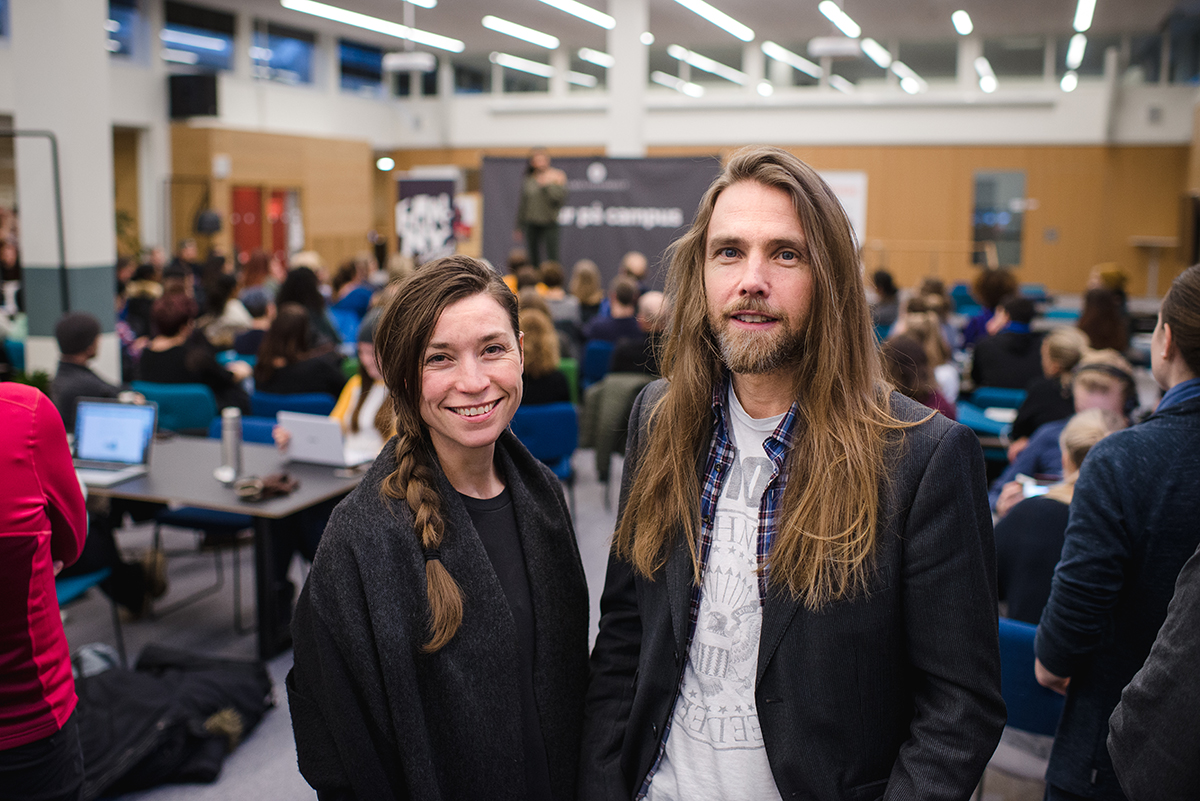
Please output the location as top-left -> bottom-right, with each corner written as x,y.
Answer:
280,0 -> 463,52
973,56 -> 995,79
489,52 -> 554,78
376,157 -> 395,171
1066,33 -> 1087,70
651,70 -> 705,97
383,51 -> 437,72
757,80 -> 774,96
667,44 -> 747,85
106,19 -> 121,32
1073,0 -> 1096,32
536,0 -> 614,30
860,38 -> 891,68
106,39 -> 122,52
761,40 -> 823,78
249,46 -> 274,61
161,48 -> 200,64
979,75 -> 997,93
1060,70 -> 1078,92
829,74 -> 855,93
578,47 -> 615,68
161,28 -> 228,51
670,0 -> 753,43
818,1 -> 861,39
900,76 -> 921,94
891,60 -> 927,92
951,10 -> 973,35
567,71 -> 599,86
640,31 -> 655,45
483,16 -> 559,49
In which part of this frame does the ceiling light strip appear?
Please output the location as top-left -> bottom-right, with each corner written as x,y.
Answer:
860,37 -> 891,68
1065,33 -> 1087,70
669,0 -> 754,43
817,1 -> 861,39
761,41 -> 823,79
482,16 -> 560,49
951,10 -> 973,36
1073,0 -> 1096,32
279,0 -> 463,52
651,70 -> 704,97
567,71 -> 599,86
489,52 -> 554,78
578,47 -> 615,68
667,44 -> 747,85
536,0 -> 614,30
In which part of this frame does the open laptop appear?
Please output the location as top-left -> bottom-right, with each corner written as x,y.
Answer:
73,398 -> 158,486
277,411 -> 375,468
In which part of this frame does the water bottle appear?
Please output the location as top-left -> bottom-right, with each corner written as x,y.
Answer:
214,406 -> 242,484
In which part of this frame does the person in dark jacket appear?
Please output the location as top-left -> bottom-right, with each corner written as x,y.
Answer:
287,256 -> 589,801
971,294 -> 1044,389
253,303 -> 345,398
516,149 -> 568,266
1107,541 -> 1200,801
276,266 -> 340,349
1034,264 -> 1200,801
50,312 -> 120,432
1007,325 -> 1090,461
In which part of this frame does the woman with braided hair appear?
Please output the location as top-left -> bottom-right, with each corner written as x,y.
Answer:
287,255 -> 589,801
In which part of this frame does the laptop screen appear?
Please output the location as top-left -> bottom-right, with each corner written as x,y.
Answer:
74,400 -> 157,466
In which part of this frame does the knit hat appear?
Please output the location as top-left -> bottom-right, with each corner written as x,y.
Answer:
55,312 -> 101,356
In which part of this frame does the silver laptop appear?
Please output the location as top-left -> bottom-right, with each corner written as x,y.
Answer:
277,411 -> 375,468
73,398 -> 158,486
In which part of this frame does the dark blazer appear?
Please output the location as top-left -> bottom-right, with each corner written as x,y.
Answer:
1035,396 -> 1200,799
580,381 -> 1006,801
971,329 -> 1043,390
288,430 -> 590,800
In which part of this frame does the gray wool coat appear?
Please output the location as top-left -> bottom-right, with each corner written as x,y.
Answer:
287,430 -> 590,801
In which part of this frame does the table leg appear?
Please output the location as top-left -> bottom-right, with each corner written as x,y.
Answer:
254,516 -> 292,659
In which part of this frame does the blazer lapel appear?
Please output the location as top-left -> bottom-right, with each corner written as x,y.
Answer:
757,585 -> 804,684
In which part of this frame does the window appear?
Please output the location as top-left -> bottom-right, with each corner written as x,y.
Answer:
108,0 -> 141,58
973,171 -> 1026,268
454,58 -> 491,94
162,1 -> 234,70
394,70 -> 438,97
897,41 -> 958,79
339,39 -> 383,94
0,0 -> 8,38
252,22 -> 315,85
983,38 -> 1046,77
1055,33 -> 1120,77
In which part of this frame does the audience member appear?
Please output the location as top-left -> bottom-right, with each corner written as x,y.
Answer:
168,238 -> 201,290
870,269 -> 900,331
540,261 -> 582,345
970,294 -> 1043,389
328,312 -> 393,455
582,276 -> 641,343
515,147 -> 568,266
569,259 -> 604,325
519,308 -> 571,405
881,334 -> 957,420
277,266 -> 340,348
618,250 -> 650,292
200,272 -> 253,350
137,293 -> 251,413
239,250 -> 274,301
122,262 -> 161,338
962,267 -> 1018,346
233,286 -> 273,356
1034,264 -> 1200,801
1077,286 -> 1129,353
0,382 -> 87,801
330,257 -> 374,318
160,262 -> 191,298
994,408 -> 1124,624
515,264 -> 543,293
895,310 -> 959,402
990,348 -> 1135,514
254,303 -> 346,397
51,312 -> 121,431
1007,326 -> 1090,459
610,290 -> 665,376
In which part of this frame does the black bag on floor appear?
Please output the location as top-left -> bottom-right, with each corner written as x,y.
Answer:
73,643 -> 274,801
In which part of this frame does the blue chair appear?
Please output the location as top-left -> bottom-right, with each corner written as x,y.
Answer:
950,283 -> 980,315
970,387 -> 1027,409
510,403 -> 578,517
217,349 -> 256,368
5,338 -> 24,372
131,381 -> 218,433
975,617 -> 1066,795
956,401 -> 1011,463
1020,283 -> 1049,302
1044,308 -> 1080,322
581,340 -> 616,389
57,567 -> 126,667
251,391 -> 336,418
207,415 -> 277,444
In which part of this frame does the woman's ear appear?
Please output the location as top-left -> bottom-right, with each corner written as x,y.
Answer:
518,331 -> 525,365
1162,322 -> 1175,361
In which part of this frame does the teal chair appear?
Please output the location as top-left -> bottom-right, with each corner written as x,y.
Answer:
131,381 -> 218,433
251,391 -> 336,418
5,339 -> 24,372
511,403 -> 578,517
970,387 -> 1027,409
57,567 -> 126,667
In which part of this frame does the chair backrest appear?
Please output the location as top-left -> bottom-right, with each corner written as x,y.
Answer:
582,340 -> 616,387
131,381 -> 218,432
56,567 -> 114,606
328,308 -> 362,345
510,403 -> 579,464
998,617 -> 1065,736
972,386 -> 1028,409
207,415 -> 278,445
251,391 -> 337,418
5,339 -> 25,372
558,357 -> 579,405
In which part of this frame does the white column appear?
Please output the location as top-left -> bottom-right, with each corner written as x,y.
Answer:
742,41 -> 763,94
234,11 -> 254,79
958,36 -> 983,92
550,47 -> 569,96
606,0 -> 648,157
768,56 -> 791,88
12,0 -> 119,380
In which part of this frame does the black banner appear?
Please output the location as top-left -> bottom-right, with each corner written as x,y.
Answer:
396,178 -> 457,265
482,156 -> 722,289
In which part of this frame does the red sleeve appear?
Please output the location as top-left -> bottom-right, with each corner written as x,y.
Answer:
32,392 -> 87,566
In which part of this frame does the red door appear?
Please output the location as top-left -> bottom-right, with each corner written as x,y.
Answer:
268,190 -> 289,264
231,186 -> 263,263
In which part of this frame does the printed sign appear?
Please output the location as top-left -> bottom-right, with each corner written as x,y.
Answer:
396,178 -> 457,265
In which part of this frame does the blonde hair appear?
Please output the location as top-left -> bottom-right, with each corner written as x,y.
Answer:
569,260 -> 604,305
1043,408 -> 1125,504
615,146 -> 914,609
1074,349 -> 1136,404
1043,326 -> 1090,373
520,307 -> 560,378
900,311 -> 952,368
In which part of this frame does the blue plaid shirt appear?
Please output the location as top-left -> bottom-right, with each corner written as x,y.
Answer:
636,378 -> 799,799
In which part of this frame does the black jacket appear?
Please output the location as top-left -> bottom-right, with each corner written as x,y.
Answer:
580,381 -> 1005,801
288,430 -> 590,800
51,361 -> 120,432
971,329 -> 1044,389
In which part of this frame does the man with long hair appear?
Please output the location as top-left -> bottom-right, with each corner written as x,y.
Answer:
580,147 -> 1004,800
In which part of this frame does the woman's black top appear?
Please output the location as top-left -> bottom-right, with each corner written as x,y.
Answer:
522,370 -> 571,406
459,489 -> 552,801
137,333 -> 250,413
257,353 -> 346,397
1011,376 -> 1075,441
994,495 -> 1071,624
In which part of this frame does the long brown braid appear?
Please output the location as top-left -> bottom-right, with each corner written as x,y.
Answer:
372,256 -> 520,652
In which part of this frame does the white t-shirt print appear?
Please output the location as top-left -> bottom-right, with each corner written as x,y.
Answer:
646,389 -> 785,801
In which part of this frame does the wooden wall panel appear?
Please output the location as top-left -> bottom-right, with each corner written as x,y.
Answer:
112,127 -> 140,257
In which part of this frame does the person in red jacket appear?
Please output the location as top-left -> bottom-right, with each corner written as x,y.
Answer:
0,383 -> 88,801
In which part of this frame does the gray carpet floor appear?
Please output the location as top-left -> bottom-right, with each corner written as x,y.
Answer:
60,447 -> 623,801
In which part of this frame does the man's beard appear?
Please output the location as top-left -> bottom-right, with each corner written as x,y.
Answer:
709,299 -> 805,375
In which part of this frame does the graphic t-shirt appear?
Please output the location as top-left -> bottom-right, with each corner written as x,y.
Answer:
646,388 -> 785,801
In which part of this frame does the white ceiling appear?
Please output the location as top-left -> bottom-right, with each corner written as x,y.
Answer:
241,0 -> 1182,55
